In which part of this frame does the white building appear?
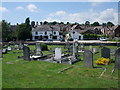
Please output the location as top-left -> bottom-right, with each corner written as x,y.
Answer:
32,25 -> 63,41
69,29 -> 83,40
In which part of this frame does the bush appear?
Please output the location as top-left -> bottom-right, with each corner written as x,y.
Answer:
40,43 -> 48,51
95,57 -> 110,65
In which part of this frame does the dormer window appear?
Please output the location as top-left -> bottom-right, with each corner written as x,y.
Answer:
54,32 -> 56,35
36,32 -> 38,35
45,32 -> 47,35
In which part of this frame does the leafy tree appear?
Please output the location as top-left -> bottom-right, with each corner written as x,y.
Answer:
67,22 -> 70,24
43,21 -> 48,25
17,17 -> 32,40
1,20 -> 12,41
40,22 -> 42,25
102,23 -> 107,27
85,21 -> 90,26
107,22 -> 114,26
60,22 -> 64,24
51,21 -> 57,25
31,21 -> 35,28
91,22 -> 100,26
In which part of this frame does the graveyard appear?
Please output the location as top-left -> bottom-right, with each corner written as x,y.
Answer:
1,41 -> 120,88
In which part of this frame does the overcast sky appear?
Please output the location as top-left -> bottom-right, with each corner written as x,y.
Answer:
0,1 -> 119,25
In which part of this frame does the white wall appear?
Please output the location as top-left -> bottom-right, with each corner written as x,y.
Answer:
69,30 -> 83,40
32,30 -> 63,40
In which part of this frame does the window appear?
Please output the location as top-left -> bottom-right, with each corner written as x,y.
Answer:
54,32 -> 56,35
45,32 -> 47,35
35,32 -> 38,35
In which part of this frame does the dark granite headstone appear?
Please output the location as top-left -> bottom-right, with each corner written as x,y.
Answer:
84,50 -> 93,68
23,46 -> 30,60
35,43 -> 43,56
114,48 -> 120,70
101,47 -> 110,59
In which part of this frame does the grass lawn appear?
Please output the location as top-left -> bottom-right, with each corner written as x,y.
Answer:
2,45 -> 119,88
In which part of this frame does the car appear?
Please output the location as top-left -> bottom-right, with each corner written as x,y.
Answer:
100,37 -> 108,41
68,38 -> 73,41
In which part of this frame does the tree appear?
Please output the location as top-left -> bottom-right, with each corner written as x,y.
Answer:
91,22 -> 100,26
31,21 -> 35,28
1,20 -> 11,41
51,21 -> 57,25
60,22 -> 64,24
40,22 -> 42,25
85,21 -> 90,26
102,23 -> 107,27
43,21 -> 48,25
67,22 -> 70,24
17,17 -> 32,40
25,17 -> 30,25
107,22 -> 114,26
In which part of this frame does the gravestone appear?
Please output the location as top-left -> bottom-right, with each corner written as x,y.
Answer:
84,50 -> 93,68
19,41 -> 24,50
54,48 -> 62,60
92,48 -> 98,54
100,43 -> 104,48
114,48 -> 120,70
80,43 -> 84,50
110,49 -> 116,55
73,41 -> 78,58
7,46 -> 12,51
2,49 -> 7,54
35,43 -> 43,56
23,46 -> 30,60
89,45 -> 92,51
14,44 -> 19,50
101,47 -> 110,59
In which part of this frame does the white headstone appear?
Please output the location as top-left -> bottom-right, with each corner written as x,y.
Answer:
7,46 -> 12,51
54,48 -> 62,60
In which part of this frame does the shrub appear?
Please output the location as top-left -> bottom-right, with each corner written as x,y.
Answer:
40,43 -> 48,51
95,57 -> 110,65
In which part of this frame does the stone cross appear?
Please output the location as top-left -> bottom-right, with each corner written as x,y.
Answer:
35,43 -> 43,56
84,50 -> 93,68
23,46 -> 30,60
114,48 -> 120,70
101,47 -> 110,59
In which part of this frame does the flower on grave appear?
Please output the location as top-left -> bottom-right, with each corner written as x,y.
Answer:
95,57 -> 110,65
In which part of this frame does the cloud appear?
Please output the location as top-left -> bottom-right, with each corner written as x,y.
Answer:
15,6 -> 24,10
27,4 -> 38,12
44,8 -> 118,25
0,7 -> 8,12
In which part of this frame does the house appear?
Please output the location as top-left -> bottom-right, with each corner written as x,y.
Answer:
114,25 -> 120,37
68,29 -> 83,40
32,25 -> 63,41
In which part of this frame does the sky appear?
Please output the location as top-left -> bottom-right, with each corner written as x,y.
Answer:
0,1 -> 119,25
